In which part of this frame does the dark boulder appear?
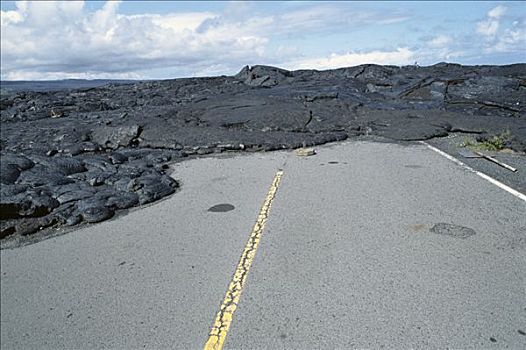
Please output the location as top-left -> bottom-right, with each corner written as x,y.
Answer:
0,192 -> 59,220
1,163 -> 21,184
126,174 -> 178,205
106,191 -> 140,209
92,125 -> 141,149
16,165 -> 74,186
76,200 -> 114,223
109,152 -> 128,164
15,215 -> 59,236
235,65 -> 292,87
53,157 -> 87,175
1,154 -> 35,170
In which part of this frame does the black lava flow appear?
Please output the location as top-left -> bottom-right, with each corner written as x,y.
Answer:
1,63 -> 525,244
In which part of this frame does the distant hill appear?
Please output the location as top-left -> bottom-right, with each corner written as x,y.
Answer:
0,79 -> 140,94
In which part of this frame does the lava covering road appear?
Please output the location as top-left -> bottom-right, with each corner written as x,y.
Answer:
1,63 -> 525,245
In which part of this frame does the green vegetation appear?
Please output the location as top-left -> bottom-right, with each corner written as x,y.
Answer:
459,131 -> 512,151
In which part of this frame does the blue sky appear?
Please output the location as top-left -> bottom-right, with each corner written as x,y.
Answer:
1,1 -> 525,80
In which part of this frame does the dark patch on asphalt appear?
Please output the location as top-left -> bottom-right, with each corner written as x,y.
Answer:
211,176 -> 228,183
405,164 -> 424,169
409,224 -> 426,232
328,161 -> 339,164
208,203 -> 235,213
430,223 -> 476,239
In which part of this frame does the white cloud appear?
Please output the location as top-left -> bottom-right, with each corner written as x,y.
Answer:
273,5 -> 409,35
474,5 -> 525,55
2,1 -> 519,79
488,5 -> 506,19
1,10 -> 23,26
1,1 -> 415,79
476,5 -> 507,38
275,45 -> 300,57
279,6 -> 341,32
0,0 -> 268,79
428,35 -> 453,48
487,20 -> 526,53
476,19 -> 500,37
150,12 -> 216,32
3,70 -> 143,81
285,48 -> 415,70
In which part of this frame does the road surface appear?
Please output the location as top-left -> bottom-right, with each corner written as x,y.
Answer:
1,140 -> 525,349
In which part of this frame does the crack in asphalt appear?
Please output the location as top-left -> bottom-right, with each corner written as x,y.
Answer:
204,170 -> 283,350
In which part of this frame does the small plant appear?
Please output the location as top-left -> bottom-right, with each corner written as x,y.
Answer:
459,131 -> 511,151
458,137 -> 478,148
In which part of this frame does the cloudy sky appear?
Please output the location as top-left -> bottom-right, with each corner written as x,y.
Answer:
1,1 -> 525,80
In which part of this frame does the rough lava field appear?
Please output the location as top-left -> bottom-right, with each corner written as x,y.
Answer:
1,63 -> 525,247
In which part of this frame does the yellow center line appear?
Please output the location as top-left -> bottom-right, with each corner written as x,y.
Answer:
203,170 -> 284,350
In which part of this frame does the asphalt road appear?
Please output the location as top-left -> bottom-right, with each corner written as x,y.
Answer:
1,141 -> 525,349
427,133 -> 526,195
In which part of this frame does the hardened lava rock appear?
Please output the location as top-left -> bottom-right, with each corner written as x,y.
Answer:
1,63 -> 525,245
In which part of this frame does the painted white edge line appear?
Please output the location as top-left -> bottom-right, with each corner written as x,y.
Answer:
419,141 -> 526,202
